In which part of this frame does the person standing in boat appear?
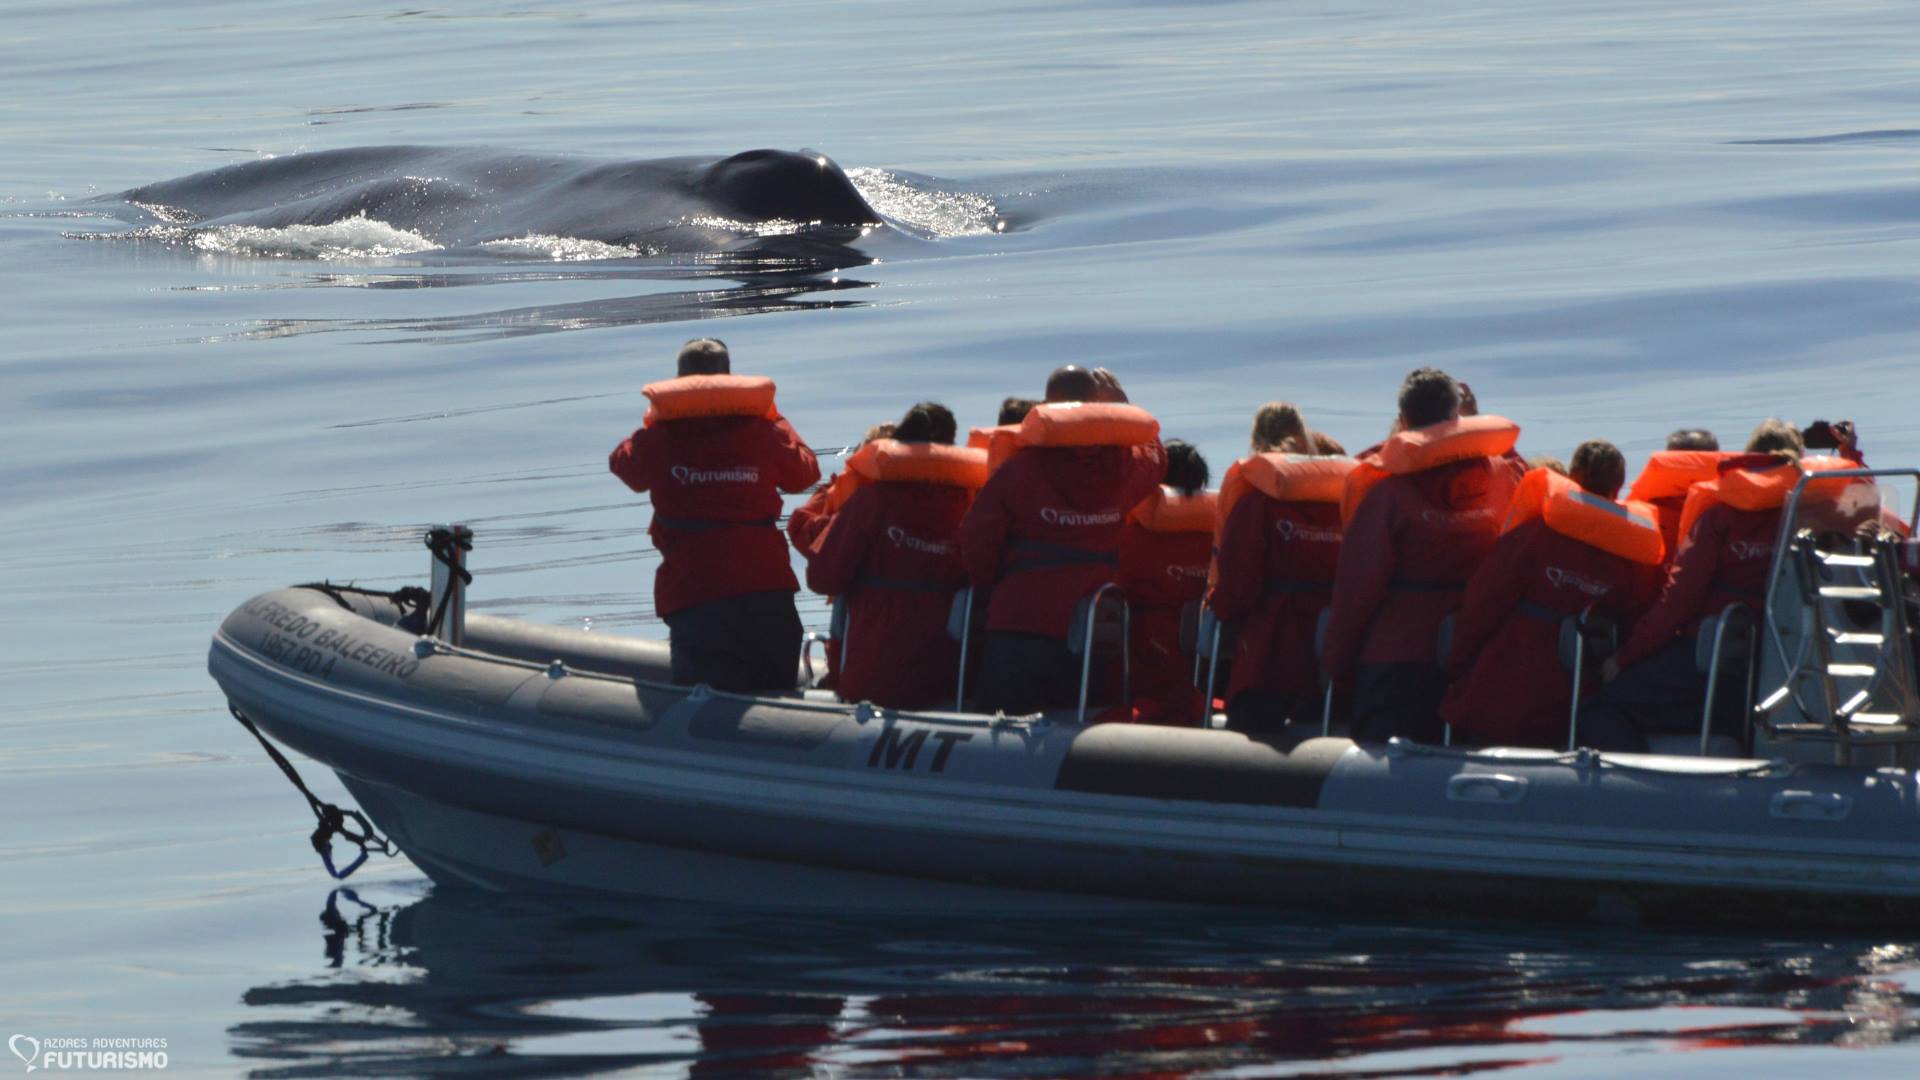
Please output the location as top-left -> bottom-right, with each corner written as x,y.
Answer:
1575,420 -> 1807,752
1440,441 -> 1663,748
788,420 -> 897,692
609,338 -> 821,692
1321,368 -> 1526,745
1625,428 -> 1732,566
804,403 -> 986,710
960,365 -> 1167,714
1206,403 -> 1354,734
1117,440 -> 1215,725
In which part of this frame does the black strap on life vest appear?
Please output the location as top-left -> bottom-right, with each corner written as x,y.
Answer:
1389,577 -> 1465,593
856,573 -> 960,593
651,515 -> 780,533
229,705 -> 397,880
1514,598 -> 1564,624
1265,578 -> 1331,595
1004,538 -> 1118,575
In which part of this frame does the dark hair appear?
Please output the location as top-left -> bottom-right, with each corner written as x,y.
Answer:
1745,418 -> 1803,460
1044,365 -> 1098,403
1666,428 -> 1719,451
892,401 -> 957,446
1568,440 -> 1625,499
676,337 -> 730,376
1162,439 -> 1209,495
1310,430 -> 1347,456
998,397 -> 1037,426
1397,367 -> 1460,430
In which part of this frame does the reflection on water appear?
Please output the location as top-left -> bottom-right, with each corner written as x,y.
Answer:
232,886 -> 1920,1077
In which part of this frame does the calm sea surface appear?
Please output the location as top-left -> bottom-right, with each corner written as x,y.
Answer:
6,0 -> 1920,1074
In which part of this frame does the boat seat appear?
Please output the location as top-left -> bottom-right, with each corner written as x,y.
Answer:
1191,605 -> 1239,728
1557,609 -> 1619,752
1066,584 -> 1130,724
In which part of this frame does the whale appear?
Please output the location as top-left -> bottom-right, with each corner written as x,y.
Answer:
106,146 -> 890,256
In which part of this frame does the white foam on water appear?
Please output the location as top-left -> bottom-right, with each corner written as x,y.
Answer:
68,212 -> 442,259
478,234 -> 659,261
846,167 -> 1001,238
679,214 -> 811,237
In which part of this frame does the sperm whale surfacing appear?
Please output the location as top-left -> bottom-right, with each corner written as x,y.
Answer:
106,147 -> 889,256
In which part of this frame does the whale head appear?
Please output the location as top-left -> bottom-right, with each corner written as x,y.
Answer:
700,149 -> 882,227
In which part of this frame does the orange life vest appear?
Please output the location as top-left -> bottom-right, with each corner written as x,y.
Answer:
1503,467 -> 1665,565
1217,453 -> 1353,535
1017,402 -> 1160,448
1209,454 -> 1356,585
862,440 -> 990,489
1673,455 -> 1860,544
968,424 -> 1025,474
1131,486 -> 1218,534
1341,415 -> 1521,523
825,439 -> 988,510
1626,450 -> 1737,504
640,374 -> 777,427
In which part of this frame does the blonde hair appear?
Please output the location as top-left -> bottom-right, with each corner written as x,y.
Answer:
1745,418 -> 1803,461
1250,401 -> 1309,454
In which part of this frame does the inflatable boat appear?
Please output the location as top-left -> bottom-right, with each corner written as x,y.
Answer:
207,469 -> 1920,926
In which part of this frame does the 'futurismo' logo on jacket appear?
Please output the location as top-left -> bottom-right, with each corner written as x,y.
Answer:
670,464 -> 761,485
1545,566 -> 1613,597
1420,506 -> 1498,528
1728,541 -> 1774,561
1275,520 -> 1341,543
886,526 -> 955,556
1040,507 -> 1122,527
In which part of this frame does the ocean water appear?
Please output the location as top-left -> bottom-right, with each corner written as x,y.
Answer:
5,0 -> 1920,1074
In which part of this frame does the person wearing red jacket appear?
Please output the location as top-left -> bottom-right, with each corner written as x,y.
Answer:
960,366 -> 1167,714
1575,421 -> 1806,752
1321,368 -> 1526,745
1440,442 -> 1663,749
608,339 -> 821,692
1117,441 -> 1214,725
787,421 -> 898,691
804,403 -> 982,710
1625,429 -> 1729,566
1207,407 -> 1351,735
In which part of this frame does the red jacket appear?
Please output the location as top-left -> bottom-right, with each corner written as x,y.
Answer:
1206,497 -> 1344,701
1118,516 -> 1212,723
787,483 -> 836,560
960,443 -> 1167,637
609,414 -> 820,618
1322,455 -> 1525,678
805,481 -> 971,710
1440,520 -> 1657,747
1617,503 -> 1781,668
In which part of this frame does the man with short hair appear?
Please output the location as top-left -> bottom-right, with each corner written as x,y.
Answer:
960,365 -> 1166,713
1577,420 -> 1808,751
1322,367 -> 1526,743
610,338 -> 820,692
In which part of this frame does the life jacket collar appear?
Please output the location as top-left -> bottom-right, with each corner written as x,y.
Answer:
1505,467 -> 1665,565
1017,402 -> 1160,449
1378,415 -> 1521,476
1627,449 -> 1737,504
641,374 -> 777,427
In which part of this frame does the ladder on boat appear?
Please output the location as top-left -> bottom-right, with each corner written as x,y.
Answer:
1752,467 -> 1920,764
